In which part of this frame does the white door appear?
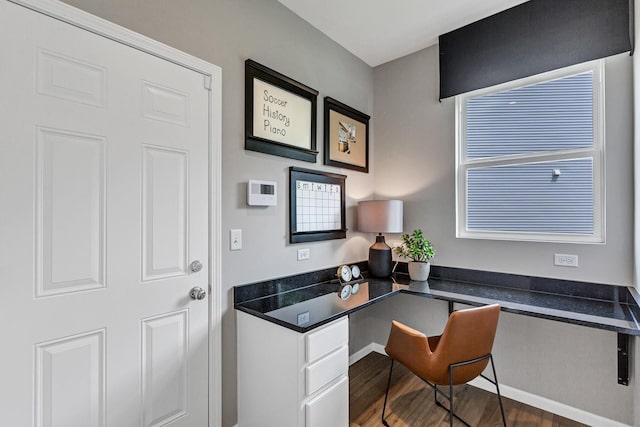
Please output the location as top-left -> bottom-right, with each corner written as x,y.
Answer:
0,1 -> 210,426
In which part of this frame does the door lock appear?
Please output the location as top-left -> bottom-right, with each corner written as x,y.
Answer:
190,260 -> 203,273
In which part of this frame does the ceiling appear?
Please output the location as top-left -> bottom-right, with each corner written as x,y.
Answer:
277,0 -> 529,67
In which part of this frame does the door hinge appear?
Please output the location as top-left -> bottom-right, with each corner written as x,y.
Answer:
204,75 -> 212,91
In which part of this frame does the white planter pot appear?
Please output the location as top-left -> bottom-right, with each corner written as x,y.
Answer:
408,261 -> 430,281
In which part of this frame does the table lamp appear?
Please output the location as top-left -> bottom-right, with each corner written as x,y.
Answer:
357,200 -> 403,277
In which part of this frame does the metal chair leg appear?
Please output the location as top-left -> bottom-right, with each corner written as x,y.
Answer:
388,354 -> 505,427
449,369 -> 454,427
490,355 -> 507,427
435,363 -> 475,427
381,359 -> 394,427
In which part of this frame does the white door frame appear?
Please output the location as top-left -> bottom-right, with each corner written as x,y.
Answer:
6,1 -> 223,425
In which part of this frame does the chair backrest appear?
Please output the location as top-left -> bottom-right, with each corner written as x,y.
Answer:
431,303 -> 500,385
384,304 -> 501,386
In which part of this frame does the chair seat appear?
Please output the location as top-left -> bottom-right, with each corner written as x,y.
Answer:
381,304 -> 507,427
385,304 -> 499,385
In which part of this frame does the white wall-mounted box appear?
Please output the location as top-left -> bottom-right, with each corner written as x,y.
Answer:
247,179 -> 277,206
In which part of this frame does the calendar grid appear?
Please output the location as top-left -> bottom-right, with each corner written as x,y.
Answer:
289,167 -> 346,244
295,180 -> 342,232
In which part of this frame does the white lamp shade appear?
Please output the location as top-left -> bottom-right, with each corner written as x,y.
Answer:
357,200 -> 403,233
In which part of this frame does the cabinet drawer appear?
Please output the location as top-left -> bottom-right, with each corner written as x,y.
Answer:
305,345 -> 348,396
306,317 -> 348,363
305,375 -> 348,427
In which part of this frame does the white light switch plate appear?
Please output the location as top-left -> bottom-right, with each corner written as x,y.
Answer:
230,229 -> 242,251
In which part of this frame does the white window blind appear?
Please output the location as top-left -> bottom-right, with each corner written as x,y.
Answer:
467,158 -> 593,233
466,72 -> 593,159
457,61 -> 604,243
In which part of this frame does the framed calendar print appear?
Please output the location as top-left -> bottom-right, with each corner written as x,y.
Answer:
289,167 -> 346,243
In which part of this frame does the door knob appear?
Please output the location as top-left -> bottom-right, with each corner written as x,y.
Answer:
190,286 -> 207,300
190,260 -> 203,273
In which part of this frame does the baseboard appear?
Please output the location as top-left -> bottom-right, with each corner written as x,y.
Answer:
468,378 -> 632,427
349,343 -> 386,365
350,345 -> 631,427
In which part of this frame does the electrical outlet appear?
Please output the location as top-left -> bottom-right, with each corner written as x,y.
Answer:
297,248 -> 310,261
297,311 -> 310,325
554,254 -> 578,267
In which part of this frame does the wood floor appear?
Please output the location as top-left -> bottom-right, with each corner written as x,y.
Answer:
349,352 -> 588,427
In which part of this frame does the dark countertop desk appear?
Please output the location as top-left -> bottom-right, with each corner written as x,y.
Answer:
234,264 -> 640,385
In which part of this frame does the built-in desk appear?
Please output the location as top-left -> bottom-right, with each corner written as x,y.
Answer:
235,264 -> 640,377
235,265 -> 640,426
236,269 -> 640,335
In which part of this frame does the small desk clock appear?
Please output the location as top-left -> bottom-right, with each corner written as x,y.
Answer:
337,264 -> 363,299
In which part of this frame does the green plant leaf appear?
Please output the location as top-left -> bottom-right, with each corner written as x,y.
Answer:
394,229 -> 435,262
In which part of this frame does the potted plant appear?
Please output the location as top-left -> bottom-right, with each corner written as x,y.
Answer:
394,229 -> 435,281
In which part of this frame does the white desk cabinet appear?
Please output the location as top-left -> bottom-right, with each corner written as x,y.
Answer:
237,311 -> 349,427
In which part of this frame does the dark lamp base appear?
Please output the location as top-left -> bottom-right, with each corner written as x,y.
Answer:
368,234 -> 392,278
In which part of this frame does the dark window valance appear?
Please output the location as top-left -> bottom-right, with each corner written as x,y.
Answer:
439,0 -> 633,99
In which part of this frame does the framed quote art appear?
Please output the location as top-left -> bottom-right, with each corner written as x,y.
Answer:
323,97 -> 370,173
289,167 -> 346,244
245,59 -> 319,163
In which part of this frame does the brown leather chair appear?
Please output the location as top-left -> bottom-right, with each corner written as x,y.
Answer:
382,303 -> 506,427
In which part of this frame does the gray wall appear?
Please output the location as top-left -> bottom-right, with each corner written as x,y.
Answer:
371,45 -> 636,424
374,45 -> 634,285
58,1 -> 375,426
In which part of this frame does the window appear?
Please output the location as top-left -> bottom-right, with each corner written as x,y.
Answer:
456,60 -> 604,243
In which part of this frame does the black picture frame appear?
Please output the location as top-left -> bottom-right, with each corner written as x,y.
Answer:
245,59 -> 319,162
323,97 -> 370,173
289,167 -> 347,244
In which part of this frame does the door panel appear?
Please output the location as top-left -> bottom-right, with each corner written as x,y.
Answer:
142,145 -> 189,282
141,310 -> 188,427
0,1 -> 209,425
35,127 -> 106,297
35,329 -> 106,427
36,48 -> 107,108
142,81 -> 189,127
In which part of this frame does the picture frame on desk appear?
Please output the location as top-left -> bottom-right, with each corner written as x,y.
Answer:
323,96 -> 370,173
245,59 -> 319,163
